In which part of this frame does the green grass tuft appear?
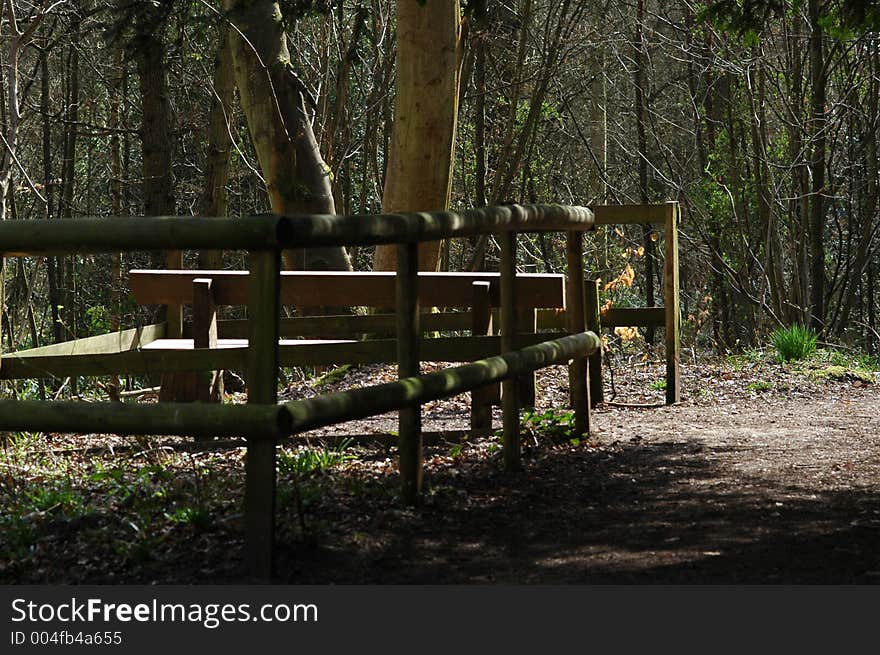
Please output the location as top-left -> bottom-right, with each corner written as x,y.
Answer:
771,324 -> 818,363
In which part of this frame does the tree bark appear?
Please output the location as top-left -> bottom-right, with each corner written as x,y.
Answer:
199,27 -> 235,270
41,45 -> 63,346
835,46 -> 879,334
635,0 -> 656,344
136,19 -> 182,352
373,0 -> 462,272
808,0 -> 827,332
224,0 -> 351,272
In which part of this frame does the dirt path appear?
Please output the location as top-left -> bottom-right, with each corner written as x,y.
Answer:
273,360 -> 880,584
3,357 -> 880,584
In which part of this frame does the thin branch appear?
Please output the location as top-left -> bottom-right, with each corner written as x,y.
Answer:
0,129 -> 47,204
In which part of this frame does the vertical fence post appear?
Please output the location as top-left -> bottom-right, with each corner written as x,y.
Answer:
500,231 -> 520,471
470,280 -> 493,434
566,231 -> 590,437
584,278 -> 603,406
664,201 -> 681,404
245,249 -> 281,580
397,241 -> 422,504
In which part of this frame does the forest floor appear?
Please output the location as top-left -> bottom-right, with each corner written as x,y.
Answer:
2,347 -> 880,584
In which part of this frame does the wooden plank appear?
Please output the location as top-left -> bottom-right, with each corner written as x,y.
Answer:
8,323 -> 166,358
129,270 -> 566,310
566,232 -> 590,436
0,346 -> 247,380
665,202 -> 681,404
585,279 -> 604,406
244,250 -> 281,581
536,308 -> 567,330
535,307 -> 666,329
603,307 -> 666,327
591,204 -> 668,226
500,232 -> 520,471
209,312 -> 472,339
397,242 -> 422,505
0,334 -> 563,380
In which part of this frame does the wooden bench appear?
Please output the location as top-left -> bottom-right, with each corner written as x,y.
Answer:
128,269 -> 569,432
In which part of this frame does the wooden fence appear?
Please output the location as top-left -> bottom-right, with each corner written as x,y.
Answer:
0,202 -> 679,579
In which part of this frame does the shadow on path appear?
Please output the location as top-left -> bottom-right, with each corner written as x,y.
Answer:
276,437 -> 880,583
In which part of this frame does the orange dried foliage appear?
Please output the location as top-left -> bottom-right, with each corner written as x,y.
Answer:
614,326 -> 640,341
603,264 -> 635,292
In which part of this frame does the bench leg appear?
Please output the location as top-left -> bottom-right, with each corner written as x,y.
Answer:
193,278 -> 223,404
517,308 -> 537,408
158,278 -> 222,419
470,281 -> 493,434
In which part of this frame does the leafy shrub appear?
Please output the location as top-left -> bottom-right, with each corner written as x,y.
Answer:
521,408 -> 580,443
771,324 -> 818,363
278,438 -> 355,479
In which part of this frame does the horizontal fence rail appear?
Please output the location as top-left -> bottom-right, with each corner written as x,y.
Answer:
0,399 -> 289,440
283,204 -> 596,247
0,204 -> 594,256
0,215 -> 293,256
281,331 -> 601,435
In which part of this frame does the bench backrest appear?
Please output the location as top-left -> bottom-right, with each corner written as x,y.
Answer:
129,270 -> 566,310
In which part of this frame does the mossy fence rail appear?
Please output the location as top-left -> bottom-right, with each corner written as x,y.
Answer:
0,202 -> 679,580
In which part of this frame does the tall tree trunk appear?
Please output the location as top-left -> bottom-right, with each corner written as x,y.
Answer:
474,30 -> 487,211
60,15 -> 80,395
687,15 -> 729,349
869,260 -> 878,353
634,0 -> 656,344
835,47 -> 879,334
373,0 -> 462,272
137,36 -> 175,218
108,46 -> 124,398
224,0 -> 351,272
199,27 -> 235,270
109,46 -> 123,327
491,0 -> 533,205
325,7 -> 367,217
808,0 -> 827,332
785,15 -> 810,324
41,46 -> 63,346
136,23 -> 181,332
747,56 -> 786,324
61,18 -> 79,345
471,27 -> 488,271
